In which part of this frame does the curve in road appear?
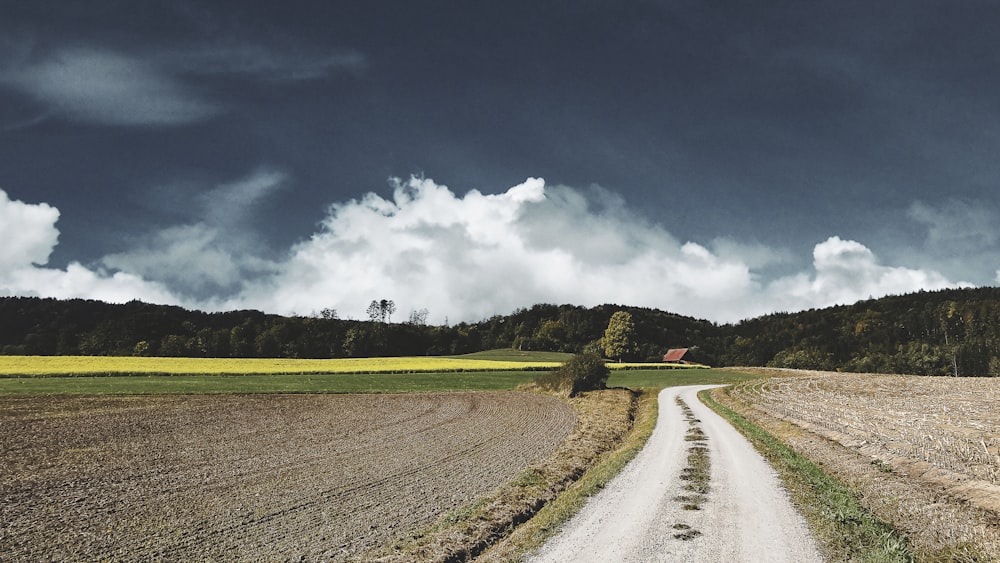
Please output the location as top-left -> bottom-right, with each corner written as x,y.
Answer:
529,385 -> 823,563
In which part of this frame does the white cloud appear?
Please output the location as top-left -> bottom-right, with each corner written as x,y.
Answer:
101,224 -> 244,292
760,236 -> 970,318
0,189 -> 60,269
0,179 -> 976,324
4,262 -> 179,304
1,48 -> 217,125
0,189 -> 178,304
226,178 -> 971,324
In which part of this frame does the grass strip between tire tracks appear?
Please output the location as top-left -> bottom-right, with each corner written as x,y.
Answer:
699,388 -> 915,563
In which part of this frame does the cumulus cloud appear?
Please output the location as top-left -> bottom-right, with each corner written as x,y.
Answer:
0,189 -> 60,269
1,48 -> 217,125
0,189 -> 178,304
0,178 -> 975,324
225,177 -> 969,323
760,236 -> 969,319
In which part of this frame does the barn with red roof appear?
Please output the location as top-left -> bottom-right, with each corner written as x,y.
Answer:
662,348 -> 689,363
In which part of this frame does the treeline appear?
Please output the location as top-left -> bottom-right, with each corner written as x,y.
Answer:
0,298 -> 712,362
724,287 -> 1000,376
2,287 -> 1000,375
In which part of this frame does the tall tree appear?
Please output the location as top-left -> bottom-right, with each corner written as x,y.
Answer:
367,299 -> 397,323
602,310 -> 635,362
367,300 -> 381,323
379,299 -> 396,323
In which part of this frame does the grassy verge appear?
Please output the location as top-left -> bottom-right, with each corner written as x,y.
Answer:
0,371 -> 538,395
699,388 -> 914,562
0,367 -> 759,396
363,388 -> 646,562
478,389 -> 660,561
608,367 -> 763,389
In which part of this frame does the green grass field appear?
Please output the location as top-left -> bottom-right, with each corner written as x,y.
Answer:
0,367 -> 759,395
0,350 -> 760,395
0,371 -> 543,395
607,368 -> 759,389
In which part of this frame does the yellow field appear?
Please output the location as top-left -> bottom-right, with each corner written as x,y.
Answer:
0,356 -> 562,376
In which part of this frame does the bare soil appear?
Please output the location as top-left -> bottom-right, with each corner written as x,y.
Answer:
0,392 -> 576,561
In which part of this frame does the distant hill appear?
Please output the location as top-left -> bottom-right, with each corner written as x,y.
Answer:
2,287 -> 999,375
723,287 -> 1000,376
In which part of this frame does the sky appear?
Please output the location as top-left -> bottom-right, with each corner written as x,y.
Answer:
1,1 -> 998,325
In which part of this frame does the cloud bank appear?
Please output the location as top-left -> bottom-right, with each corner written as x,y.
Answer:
0,189 -> 178,304
225,177 -> 969,323
0,178 -> 974,324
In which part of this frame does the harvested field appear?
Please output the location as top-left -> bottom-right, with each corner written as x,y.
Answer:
723,369 -> 1000,558
0,392 -> 576,561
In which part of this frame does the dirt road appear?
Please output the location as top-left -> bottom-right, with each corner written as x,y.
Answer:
529,385 -> 823,563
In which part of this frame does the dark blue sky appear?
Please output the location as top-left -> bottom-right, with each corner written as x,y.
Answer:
1,1 -> 997,322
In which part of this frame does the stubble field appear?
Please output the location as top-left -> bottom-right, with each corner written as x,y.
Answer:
0,392 -> 576,561
724,370 -> 1000,558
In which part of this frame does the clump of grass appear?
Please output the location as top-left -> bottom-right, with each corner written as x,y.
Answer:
533,352 -> 610,397
673,528 -> 703,541
674,397 -> 711,512
700,388 -> 914,562
671,522 -> 703,540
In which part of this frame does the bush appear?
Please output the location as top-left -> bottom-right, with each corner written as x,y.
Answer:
535,352 -> 610,396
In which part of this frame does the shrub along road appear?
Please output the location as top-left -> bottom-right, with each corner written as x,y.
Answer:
529,385 -> 822,562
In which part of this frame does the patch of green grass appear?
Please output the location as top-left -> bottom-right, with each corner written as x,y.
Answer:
448,349 -> 574,362
0,371 -> 538,395
607,368 -> 763,390
699,389 -> 914,563
0,364 -> 764,396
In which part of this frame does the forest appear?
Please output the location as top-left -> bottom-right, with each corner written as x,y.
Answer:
2,286 -> 999,376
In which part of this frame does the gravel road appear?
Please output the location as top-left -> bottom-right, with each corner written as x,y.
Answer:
528,385 -> 823,563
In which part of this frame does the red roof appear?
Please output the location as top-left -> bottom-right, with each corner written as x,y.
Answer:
663,348 -> 689,362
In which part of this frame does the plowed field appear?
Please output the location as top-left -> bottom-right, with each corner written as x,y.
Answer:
0,392 -> 576,561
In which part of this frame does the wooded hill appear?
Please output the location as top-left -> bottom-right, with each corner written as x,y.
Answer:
2,287 -> 999,376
